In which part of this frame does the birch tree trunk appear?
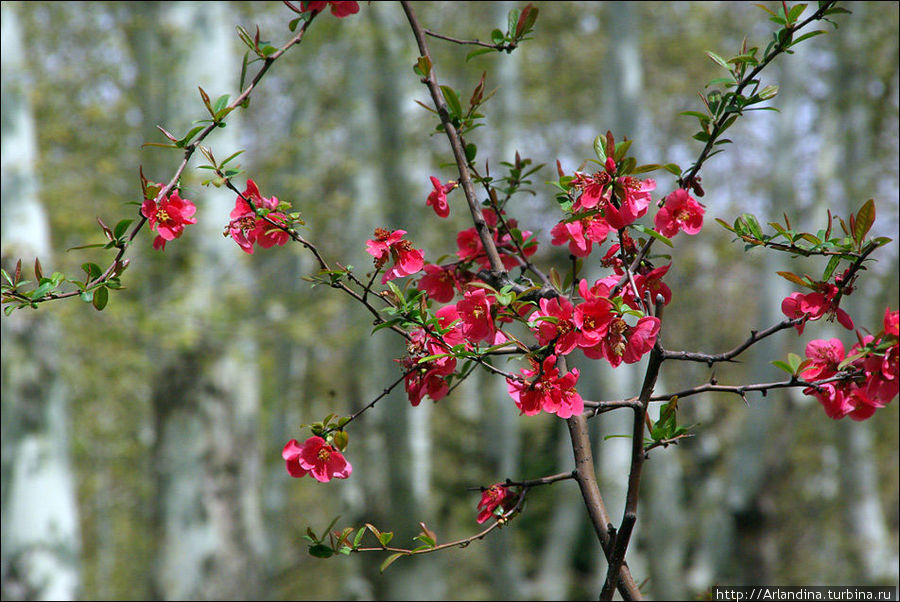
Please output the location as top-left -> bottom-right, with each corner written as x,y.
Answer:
1,4 -> 81,599
124,3 -> 266,598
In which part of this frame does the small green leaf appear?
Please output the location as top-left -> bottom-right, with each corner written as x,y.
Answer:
630,224 -> 673,248
353,528 -> 366,549
822,255 -> 841,281
706,50 -> 731,70
853,199 -> 875,244
378,532 -> 394,547
308,544 -> 334,559
92,286 -> 109,311
380,553 -> 405,573
771,359 -> 794,374
466,47 -> 496,61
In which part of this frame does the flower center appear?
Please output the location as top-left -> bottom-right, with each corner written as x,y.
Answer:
157,209 -> 171,223
317,447 -> 332,463
676,209 -> 691,223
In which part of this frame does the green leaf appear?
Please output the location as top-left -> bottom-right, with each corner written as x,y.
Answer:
380,552 -> 405,573
67,243 -> 106,251
663,163 -> 682,176
771,359 -> 794,374
82,262 -> 103,281
787,352 -> 802,373
465,142 -> 477,162
853,199 -> 875,244
630,224 -> 673,248
822,255 -> 841,281
440,85 -> 462,118
741,214 -> 764,239
378,532 -> 394,547
466,47 -> 496,61
308,544 -> 334,559
715,218 -> 736,233
80,290 -> 94,303
92,286 -> 108,311
113,219 -> 133,239
592,134 -> 606,162
706,50 -> 731,71
353,528 -> 366,549
787,3 -> 807,23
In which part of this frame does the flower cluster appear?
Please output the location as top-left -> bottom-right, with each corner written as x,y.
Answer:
476,483 -> 516,524
299,1 -> 359,18
801,310 -> 899,420
507,355 -> 584,418
282,436 -> 352,482
654,188 -> 705,238
396,326 -> 457,406
782,279 -> 854,333
141,191 -> 197,251
366,228 -> 425,284
225,179 -> 291,254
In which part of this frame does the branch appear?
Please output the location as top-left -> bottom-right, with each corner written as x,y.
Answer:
662,317 -> 804,364
4,13 -> 319,309
400,1 -> 506,275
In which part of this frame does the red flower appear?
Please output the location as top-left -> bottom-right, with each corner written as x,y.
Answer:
426,176 -> 456,218
476,484 -> 515,523
282,436 -> 352,482
583,315 -> 660,367
506,355 -> 584,418
456,288 -> 495,343
366,228 -> 425,284
398,328 -> 457,406
417,264 -> 458,303
141,191 -> 197,251
781,285 -> 853,333
530,296 -> 578,355
800,332 -> 898,421
654,188 -> 704,237
300,1 -> 359,18
226,179 -> 290,254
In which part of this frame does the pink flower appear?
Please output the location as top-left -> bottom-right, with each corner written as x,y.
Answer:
426,176 -> 456,218
781,285 -> 853,333
141,191 -> 197,251
800,334 -> 898,420
571,171 -> 612,211
300,1 -> 359,17
366,228 -> 425,284
226,179 -> 290,254
574,297 -> 614,348
530,296 -> 578,355
456,288 -> 495,343
884,308 -> 899,337
397,326 -> 458,406
506,355 -> 584,418
550,214 -> 611,257
476,484 -> 514,524
583,315 -> 660,367
602,177 -> 655,230
654,188 -> 704,237
282,436 -> 352,482
418,264 -> 458,303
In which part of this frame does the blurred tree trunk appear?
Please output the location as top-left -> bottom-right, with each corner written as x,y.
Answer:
0,4 -> 81,599
126,3 -> 266,598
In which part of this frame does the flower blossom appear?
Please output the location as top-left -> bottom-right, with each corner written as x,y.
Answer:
366,228 -> 425,284
282,436 -> 352,482
582,314 -> 660,367
456,288 -> 495,343
476,484 -> 515,524
781,284 -> 853,334
530,296 -> 579,355
426,176 -> 456,218
141,191 -> 197,251
506,354 -> 584,418
654,188 -> 704,237
300,1 -> 359,17
225,179 -> 290,254
397,327 -> 456,406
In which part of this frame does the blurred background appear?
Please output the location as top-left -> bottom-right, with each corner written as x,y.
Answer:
1,1 -> 898,600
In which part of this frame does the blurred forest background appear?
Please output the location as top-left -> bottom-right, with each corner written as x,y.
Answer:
1,1 -> 898,600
